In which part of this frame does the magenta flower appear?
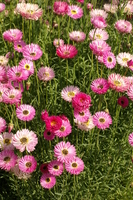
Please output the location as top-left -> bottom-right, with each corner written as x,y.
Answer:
77,0 -> 84,3
69,31 -> 86,42
90,40 -> 111,56
127,59 -> 133,71
0,150 -> 17,171
128,133 -> 133,146
14,40 -> 26,53
91,16 -> 107,29
0,3 -> 5,12
45,116 -> 62,132
56,44 -> 78,59
40,163 -> 49,173
3,89 -> 22,105
67,5 -> 83,19
7,66 -> 29,82
41,110 -> 49,122
53,1 -> 68,15
12,81 -> 24,92
54,118 -> 72,138
0,66 -> 6,81
65,157 -> 84,175
19,58 -> 34,76
103,52 -> 116,69
48,160 -> 64,176
91,78 -> 109,94
115,20 -> 132,33
93,111 -> 112,130
43,130 -> 55,141
12,129 -> 38,153
72,92 -> 91,112
74,109 -> 90,123
117,96 -> 129,108
22,43 -> 43,60
16,104 -> 36,121
61,85 -> 80,102
3,29 -> 23,42
0,117 -> 6,133
18,155 -> 37,173
37,67 -> 55,82
40,173 -> 56,189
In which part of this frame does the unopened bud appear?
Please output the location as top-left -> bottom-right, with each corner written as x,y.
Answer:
8,123 -> 14,133
105,108 -> 109,113
26,81 -> 31,90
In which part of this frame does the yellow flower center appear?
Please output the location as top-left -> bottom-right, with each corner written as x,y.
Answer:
20,137 -> 28,144
51,121 -> 57,126
67,91 -> 75,97
114,80 -> 121,86
60,126 -> 65,132
122,58 -> 128,62
95,34 -> 102,39
9,95 -> 15,99
53,165 -> 59,170
71,10 -> 77,15
24,64 -> 30,70
46,178 -> 51,183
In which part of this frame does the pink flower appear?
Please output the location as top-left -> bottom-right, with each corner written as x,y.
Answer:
0,86 -> 8,102
87,3 -> 93,10
104,4 -> 118,13
18,155 -> 37,173
3,29 -> 23,42
67,5 -> 83,19
69,31 -> 86,42
91,16 -> 107,29
0,55 -> 8,66
11,164 -> 31,180
56,44 -> 78,59
3,89 -> 22,105
89,28 -> 109,41
0,66 -> 6,81
74,109 -> 90,123
0,132 -> 14,150
19,58 -> 34,76
61,85 -> 80,102
72,92 -> 91,112
22,43 -> 43,61
0,3 -> 5,12
54,141 -> 76,163
45,116 -> 62,132
115,20 -> 132,33
0,150 -> 17,171
90,9 -> 108,19
53,39 -> 64,48
12,81 -> 24,92
127,59 -> 133,71
128,133 -> 133,146
48,160 -> 63,176
16,104 -> 36,121
37,67 -> 55,81
41,110 -> 49,122
14,40 -> 26,53
89,40 -> 111,56
65,157 -> 84,175
77,0 -> 84,4
54,118 -> 72,138
103,52 -> 116,69
43,130 -> 55,141
0,117 -> 6,133
93,111 -> 112,130
127,84 -> 133,101
117,96 -> 129,108
91,78 -> 109,94
116,52 -> 132,67
40,173 -> 56,189
40,163 -> 49,173
74,116 -> 95,131
7,66 -> 29,82
53,1 -> 68,15
12,129 -> 38,153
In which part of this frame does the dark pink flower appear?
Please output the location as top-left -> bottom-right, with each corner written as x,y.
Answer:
3,29 -> 23,42
40,163 -> 49,173
43,130 -> 55,141
72,92 -> 91,111
53,1 -> 68,15
56,44 -> 78,59
41,110 -> 49,122
45,116 -> 62,132
117,96 -> 129,108
127,59 -> 133,71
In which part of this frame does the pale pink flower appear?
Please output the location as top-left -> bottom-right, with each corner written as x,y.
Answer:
91,16 -> 107,29
69,31 -> 86,42
67,5 -> 83,19
0,150 -> 17,171
3,89 -> 22,104
65,157 -> 84,175
18,155 -> 37,173
89,29 -> 109,41
109,0 -> 119,5
103,52 -> 116,69
0,55 -> 8,66
53,39 -> 64,48
74,109 -> 90,123
89,40 -> 111,56
115,20 -> 132,33
0,3 -> 5,12
14,40 -> 26,53
53,1 -> 68,15
19,58 -> 34,76
122,2 -> 133,14
90,9 -> 108,19
93,111 -> 112,130
3,29 -> 23,42
54,141 -> 76,163
56,44 -> 78,59
0,132 -> 14,150
104,4 -> 118,13
116,52 -> 132,67
11,164 -> 31,180
91,78 -> 109,94
7,66 -> 29,82
74,116 -> 95,131
0,117 -> 6,133
87,3 -> 93,10
54,118 -> 72,138
61,85 -> 80,102
0,86 -> 8,102
37,67 -> 55,81
12,129 -> 38,153
48,160 -> 63,176
127,84 -> 133,101
16,104 -> 36,121
40,173 -> 56,189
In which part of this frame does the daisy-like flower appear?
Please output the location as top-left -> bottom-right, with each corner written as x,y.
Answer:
74,116 -> 95,131
0,117 -> 6,133
3,29 -> 23,42
40,173 -> 56,189
54,141 -> 76,163
11,164 -> 31,180
43,130 -> 55,141
116,52 -> 132,67
65,157 -> 84,175
103,52 -> 116,69
90,9 -> 108,19
69,31 -> 86,42
3,89 -> 22,105
54,118 -> 72,138
19,58 -> 34,76
12,81 -> 24,92
40,163 -> 49,173
18,155 -> 37,173
0,3 -> 5,12
37,67 -> 55,82
74,109 -> 90,123
53,1 -> 68,15
0,132 -> 14,150
7,66 -> 29,82
0,150 -> 17,171
126,76 -> 133,88
89,29 -> 109,41
115,20 -> 132,34
61,85 -> 80,102
122,2 -> 133,15
53,39 -> 64,48
104,4 -> 118,13
91,16 -> 107,29
93,111 -> 112,130
108,73 -> 128,92
117,96 -> 129,108
0,66 -> 6,81
127,59 -> 133,71
16,104 -> 36,121
128,133 -> 133,146
14,40 -> 26,53
22,43 -> 43,61
91,78 -> 109,94
12,129 -> 38,153
67,5 -> 83,19
56,44 -> 78,59
72,92 -> 91,112
45,116 -> 62,132
127,84 -> 133,101
48,160 -> 63,176
89,40 -> 111,56
0,86 -> 8,102
0,55 -> 8,66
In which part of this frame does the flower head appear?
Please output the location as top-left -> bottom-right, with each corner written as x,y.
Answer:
14,40 -> 26,53
48,160 -> 63,176
19,58 -> 34,76
0,3 -> 5,12
93,111 -> 112,130
103,52 -> 116,69
40,173 -> 56,189
56,44 -> 78,59
90,9 -> 108,19
91,16 -> 107,29
90,40 -> 111,56
69,31 -> 86,42
91,78 -> 109,94
3,89 -> 22,105
53,1 -> 68,15
16,104 -> 36,121
3,29 -> 23,42
0,132 -> 14,150
0,117 -> 6,133
115,20 -> 132,33
74,116 -> 95,131
116,52 -> 132,67
54,118 -> 72,138
74,109 -> 90,123
43,130 -> 56,141
0,150 -> 17,171
53,39 -> 64,48
45,116 -> 62,132
40,163 -> 49,173
67,5 -> 83,19
89,28 -> 109,41
61,85 -> 80,102
38,67 -> 55,81
128,133 -> 133,146
22,43 -> 43,60
117,96 -> 129,108
65,157 -> 84,175
7,66 -> 29,82
18,155 -> 37,173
